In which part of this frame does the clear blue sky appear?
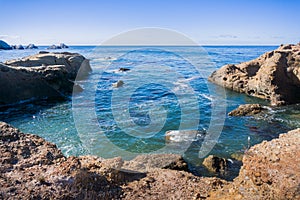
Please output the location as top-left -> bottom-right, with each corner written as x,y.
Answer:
0,0 -> 299,45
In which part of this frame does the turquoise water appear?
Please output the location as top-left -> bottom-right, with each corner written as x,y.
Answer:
1,46 -> 299,180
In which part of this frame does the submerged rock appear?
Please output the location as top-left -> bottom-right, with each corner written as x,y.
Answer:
165,130 -> 201,142
0,40 -> 12,50
228,104 -> 264,116
0,52 -> 92,105
202,155 -> 228,173
112,80 -> 124,88
119,67 -> 130,72
208,43 -> 300,106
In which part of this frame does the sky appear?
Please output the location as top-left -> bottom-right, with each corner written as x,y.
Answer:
0,0 -> 299,45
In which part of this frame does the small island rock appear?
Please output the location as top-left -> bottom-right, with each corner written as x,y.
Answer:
0,40 -> 12,50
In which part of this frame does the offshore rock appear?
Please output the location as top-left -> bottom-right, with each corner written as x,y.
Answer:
0,40 -> 12,50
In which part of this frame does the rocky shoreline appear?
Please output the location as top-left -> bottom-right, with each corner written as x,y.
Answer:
0,44 -> 299,199
0,122 -> 299,199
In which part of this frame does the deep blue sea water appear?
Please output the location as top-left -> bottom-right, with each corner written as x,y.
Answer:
1,46 -> 299,180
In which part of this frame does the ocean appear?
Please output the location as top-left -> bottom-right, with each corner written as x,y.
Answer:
1,45 -> 299,180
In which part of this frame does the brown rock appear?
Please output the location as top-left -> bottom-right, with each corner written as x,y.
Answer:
208,44 -> 300,106
122,154 -> 188,172
0,122 -> 226,199
209,128 -> 300,200
0,52 -> 92,105
228,104 -> 264,116
1,121 -> 299,199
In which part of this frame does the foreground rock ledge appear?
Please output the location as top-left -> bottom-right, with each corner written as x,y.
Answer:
0,122 -> 226,199
0,122 -> 299,199
208,44 -> 300,106
0,52 -> 92,105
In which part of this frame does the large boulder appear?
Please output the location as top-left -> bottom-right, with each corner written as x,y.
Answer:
0,40 -> 12,50
0,52 -> 92,105
208,44 -> 300,106
209,128 -> 300,199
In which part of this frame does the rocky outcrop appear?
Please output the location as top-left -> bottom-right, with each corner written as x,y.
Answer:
228,104 -> 264,116
209,128 -> 300,199
0,40 -> 12,50
0,52 -> 91,105
0,122 -> 227,199
11,45 -> 25,50
25,44 -> 38,49
208,44 -> 300,106
59,43 -> 69,48
47,43 -> 69,49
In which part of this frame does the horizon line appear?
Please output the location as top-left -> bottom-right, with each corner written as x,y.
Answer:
32,44 -> 281,46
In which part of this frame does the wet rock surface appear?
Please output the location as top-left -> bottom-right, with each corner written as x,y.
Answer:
0,52 -> 92,105
202,155 -> 228,173
208,44 -> 300,106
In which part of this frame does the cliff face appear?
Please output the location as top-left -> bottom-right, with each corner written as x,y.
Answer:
1,122 -> 299,199
208,44 -> 300,106
0,52 -> 91,105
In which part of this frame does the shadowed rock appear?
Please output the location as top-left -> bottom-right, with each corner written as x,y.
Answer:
0,40 -> 12,50
0,52 -> 92,105
203,155 -> 228,173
